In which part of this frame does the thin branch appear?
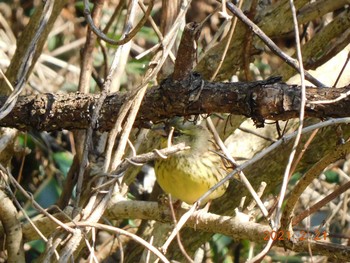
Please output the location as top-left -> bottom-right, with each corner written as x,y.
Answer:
83,0 -> 154,46
73,0 -> 105,218
0,167 -> 74,233
210,0 -> 243,81
108,0 -> 193,170
334,50 -> 350,87
292,180 -> 350,226
103,0 -> 141,172
136,1 -> 176,63
93,142 -> 188,191
0,69 -> 13,91
251,0 -> 308,260
290,129 -> 319,176
277,0 -> 308,230
225,2 -> 325,87
187,117 -> 350,220
78,0 -> 104,94
0,0 -> 55,119
281,140 -> 350,230
102,0 -> 126,34
206,118 -> 270,220
60,1 -> 143,259
309,52 -> 350,104
76,222 -> 170,263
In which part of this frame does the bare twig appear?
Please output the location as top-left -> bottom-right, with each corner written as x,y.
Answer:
206,118 -> 270,220
161,205 -> 198,254
290,128 -> 319,176
102,0 -> 126,34
309,51 -> 350,104
249,1 -> 308,259
277,0 -> 307,229
191,118 -> 350,225
73,0 -> 105,217
333,50 -> 350,87
0,167 -> 74,233
225,2 -> 325,87
281,140 -> 350,232
109,0 -> 193,171
83,0 -> 154,46
0,0 -> 55,119
0,69 -> 13,91
61,2 -> 143,260
75,222 -> 170,263
103,0 -> 142,172
56,2 -> 142,259
166,195 -> 194,262
292,181 -> 350,226
210,0 -> 244,81
247,182 -> 267,211
136,1 -> 176,63
78,0 -> 104,94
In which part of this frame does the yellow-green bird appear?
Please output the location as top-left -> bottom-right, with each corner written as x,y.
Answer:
154,121 -> 229,205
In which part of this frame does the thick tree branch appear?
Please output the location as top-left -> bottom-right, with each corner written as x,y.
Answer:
0,75 -> 349,131
0,189 -> 25,263
172,22 -> 201,81
0,200 -> 349,261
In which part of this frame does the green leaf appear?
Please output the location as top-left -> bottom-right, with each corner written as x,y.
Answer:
75,1 -> 93,12
53,152 -> 73,177
289,172 -> 302,185
324,170 -> 339,183
27,239 -> 46,253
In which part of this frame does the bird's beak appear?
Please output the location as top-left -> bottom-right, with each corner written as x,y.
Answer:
151,123 -> 168,137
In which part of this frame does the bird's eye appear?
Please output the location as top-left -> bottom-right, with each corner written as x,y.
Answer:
173,130 -> 181,137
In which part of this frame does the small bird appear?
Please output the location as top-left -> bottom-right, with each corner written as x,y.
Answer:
154,120 -> 229,205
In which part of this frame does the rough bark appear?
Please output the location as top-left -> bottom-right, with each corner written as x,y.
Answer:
0,74 -> 349,131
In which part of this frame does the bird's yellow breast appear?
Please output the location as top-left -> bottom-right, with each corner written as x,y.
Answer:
154,152 -> 227,204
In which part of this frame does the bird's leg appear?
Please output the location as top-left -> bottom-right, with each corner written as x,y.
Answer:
161,204 -> 197,253
157,194 -> 182,211
172,199 -> 183,210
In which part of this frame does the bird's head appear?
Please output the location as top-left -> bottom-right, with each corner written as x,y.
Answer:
153,118 -> 211,153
